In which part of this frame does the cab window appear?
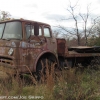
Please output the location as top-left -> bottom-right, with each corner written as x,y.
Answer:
25,24 -> 32,39
44,27 -> 51,37
31,26 -> 42,36
25,24 -> 42,39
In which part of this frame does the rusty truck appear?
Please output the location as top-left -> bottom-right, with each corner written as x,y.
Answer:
0,19 -> 100,79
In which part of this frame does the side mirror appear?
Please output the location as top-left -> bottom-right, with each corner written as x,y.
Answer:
34,23 -> 39,36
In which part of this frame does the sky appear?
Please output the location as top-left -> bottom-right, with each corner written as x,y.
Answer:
0,0 -> 100,29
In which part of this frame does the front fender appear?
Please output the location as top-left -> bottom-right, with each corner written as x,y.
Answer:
33,50 -> 58,72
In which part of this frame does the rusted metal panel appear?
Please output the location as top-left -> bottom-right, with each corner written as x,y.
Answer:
57,38 -> 69,56
65,52 -> 100,58
68,46 -> 100,53
57,38 -> 66,56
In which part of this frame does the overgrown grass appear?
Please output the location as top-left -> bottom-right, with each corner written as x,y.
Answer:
0,61 -> 100,100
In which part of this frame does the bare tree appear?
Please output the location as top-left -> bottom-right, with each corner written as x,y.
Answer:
58,1 -> 99,46
52,30 -> 60,38
58,1 -> 81,45
67,0 -> 81,45
79,4 -> 100,45
58,0 -> 81,45
0,11 -> 11,21
79,5 -> 90,45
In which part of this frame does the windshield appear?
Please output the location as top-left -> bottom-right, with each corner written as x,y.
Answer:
0,21 -> 22,40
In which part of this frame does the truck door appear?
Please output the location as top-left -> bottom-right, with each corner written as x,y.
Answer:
21,23 -> 46,72
44,27 -> 57,54
20,23 -> 33,72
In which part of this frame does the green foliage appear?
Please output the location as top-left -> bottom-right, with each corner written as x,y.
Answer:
88,36 -> 100,46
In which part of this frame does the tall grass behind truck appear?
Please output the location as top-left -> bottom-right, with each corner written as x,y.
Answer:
0,19 -> 100,79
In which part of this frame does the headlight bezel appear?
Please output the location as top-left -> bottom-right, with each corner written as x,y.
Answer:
8,48 -> 14,55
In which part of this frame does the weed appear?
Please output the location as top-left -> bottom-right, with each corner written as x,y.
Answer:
0,60 -> 100,100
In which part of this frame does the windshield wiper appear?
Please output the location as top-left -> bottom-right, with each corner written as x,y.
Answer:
2,38 -> 21,40
2,38 -> 10,41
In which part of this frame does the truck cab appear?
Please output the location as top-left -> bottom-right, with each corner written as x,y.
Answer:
0,19 -> 58,78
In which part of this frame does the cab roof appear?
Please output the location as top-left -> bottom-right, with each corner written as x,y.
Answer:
0,19 -> 50,26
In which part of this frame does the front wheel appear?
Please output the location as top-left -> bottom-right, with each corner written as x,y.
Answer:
36,58 -> 57,83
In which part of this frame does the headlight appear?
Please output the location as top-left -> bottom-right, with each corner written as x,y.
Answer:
8,48 -> 14,55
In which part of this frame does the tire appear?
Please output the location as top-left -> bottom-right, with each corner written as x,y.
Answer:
36,58 -> 56,83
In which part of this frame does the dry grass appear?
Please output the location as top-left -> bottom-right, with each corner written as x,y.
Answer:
0,60 -> 100,100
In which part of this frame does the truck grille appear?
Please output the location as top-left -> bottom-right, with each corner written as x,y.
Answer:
0,57 -> 13,65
